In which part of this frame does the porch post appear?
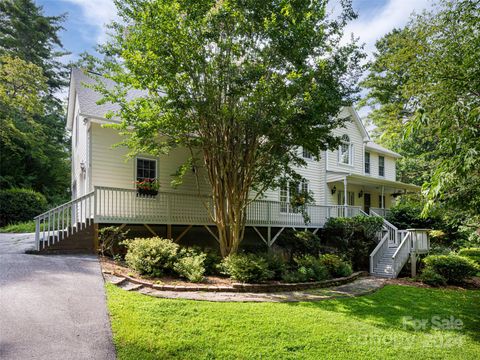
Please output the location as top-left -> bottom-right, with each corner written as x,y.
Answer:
381,185 -> 385,209
343,177 -> 348,217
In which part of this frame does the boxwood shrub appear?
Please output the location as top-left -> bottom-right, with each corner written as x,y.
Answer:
422,254 -> 479,284
219,253 -> 274,283
0,188 -> 47,226
123,237 -> 180,277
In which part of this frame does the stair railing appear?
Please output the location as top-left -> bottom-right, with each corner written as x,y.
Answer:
370,231 -> 389,274
370,209 -> 400,246
34,191 -> 95,251
391,232 -> 412,277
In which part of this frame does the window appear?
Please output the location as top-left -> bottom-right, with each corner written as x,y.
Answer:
280,181 -> 309,213
379,156 -> 385,177
365,152 -> 370,174
338,191 -> 355,206
302,147 -> 312,159
136,158 -> 157,181
339,134 -> 352,165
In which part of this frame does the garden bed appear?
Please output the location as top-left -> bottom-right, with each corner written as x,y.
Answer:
100,256 -> 367,293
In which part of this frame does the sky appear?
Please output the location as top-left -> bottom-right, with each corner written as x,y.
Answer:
37,0 -> 433,115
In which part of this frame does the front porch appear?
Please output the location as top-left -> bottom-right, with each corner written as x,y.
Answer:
327,173 -> 420,214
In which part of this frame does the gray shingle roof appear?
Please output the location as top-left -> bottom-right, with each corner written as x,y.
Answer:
365,141 -> 402,158
71,68 -> 147,120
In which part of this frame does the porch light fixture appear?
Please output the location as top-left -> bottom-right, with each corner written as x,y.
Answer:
331,185 -> 336,195
358,190 -> 363,198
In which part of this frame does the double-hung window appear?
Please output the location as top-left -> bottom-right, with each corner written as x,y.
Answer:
365,152 -> 370,174
379,156 -> 385,177
136,158 -> 157,181
339,135 -> 352,165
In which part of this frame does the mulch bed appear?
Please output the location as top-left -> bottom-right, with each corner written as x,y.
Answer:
100,256 -> 368,293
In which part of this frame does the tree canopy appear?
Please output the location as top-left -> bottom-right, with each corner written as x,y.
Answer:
0,0 -> 70,204
100,0 -> 364,255
360,0 -> 479,225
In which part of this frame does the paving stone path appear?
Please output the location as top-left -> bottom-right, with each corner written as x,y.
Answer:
104,274 -> 387,302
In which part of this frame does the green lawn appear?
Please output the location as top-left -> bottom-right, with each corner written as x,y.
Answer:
106,284 -> 480,359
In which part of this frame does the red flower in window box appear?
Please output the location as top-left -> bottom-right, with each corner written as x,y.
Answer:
135,178 -> 159,196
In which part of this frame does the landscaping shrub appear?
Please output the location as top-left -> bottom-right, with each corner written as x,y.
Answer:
319,254 -> 353,278
262,252 -> 287,280
202,248 -> 222,275
98,226 -> 129,257
420,268 -> 447,287
458,248 -> 480,266
220,253 -> 274,283
423,254 -> 479,284
275,229 -> 322,259
174,249 -> 206,283
282,255 -> 329,282
322,216 -> 383,270
0,188 -> 47,226
123,237 -> 179,277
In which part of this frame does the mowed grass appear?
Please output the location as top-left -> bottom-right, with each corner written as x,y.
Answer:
106,284 -> 480,360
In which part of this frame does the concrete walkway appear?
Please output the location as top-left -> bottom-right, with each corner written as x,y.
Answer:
0,233 -> 116,360
105,273 -> 386,302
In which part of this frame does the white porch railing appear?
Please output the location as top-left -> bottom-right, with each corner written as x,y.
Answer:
34,186 -> 367,251
34,191 -> 94,251
371,209 -> 401,245
391,232 -> 412,277
93,186 -> 364,227
370,207 -> 391,218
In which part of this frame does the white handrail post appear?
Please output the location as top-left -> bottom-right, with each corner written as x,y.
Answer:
35,218 -> 40,251
94,186 -> 98,223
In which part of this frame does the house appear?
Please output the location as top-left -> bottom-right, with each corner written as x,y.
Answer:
34,68 -> 428,277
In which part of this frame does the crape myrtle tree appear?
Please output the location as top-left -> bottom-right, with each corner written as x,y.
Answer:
99,0 -> 364,256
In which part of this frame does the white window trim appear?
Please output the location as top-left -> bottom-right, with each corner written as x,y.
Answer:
378,156 -> 385,178
338,137 -> 354,166
135,157 -> 158,182
279,181 -> 309,214
364,151 -> 371,175
302,147 -> 313,160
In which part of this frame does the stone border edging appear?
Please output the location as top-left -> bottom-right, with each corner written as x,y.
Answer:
103,270 -> 368,293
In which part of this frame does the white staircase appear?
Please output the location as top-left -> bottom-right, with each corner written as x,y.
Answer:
371,245 -> 398,277
369,210 -> 430,278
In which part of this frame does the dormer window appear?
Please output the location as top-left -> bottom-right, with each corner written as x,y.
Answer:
339,134 -> 352,165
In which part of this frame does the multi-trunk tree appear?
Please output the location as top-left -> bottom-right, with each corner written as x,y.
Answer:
99,0 -> 364,256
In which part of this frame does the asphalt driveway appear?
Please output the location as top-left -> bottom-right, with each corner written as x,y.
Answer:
0,233 -> 116,359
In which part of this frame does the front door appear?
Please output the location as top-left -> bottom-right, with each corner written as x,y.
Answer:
364,193 -> 371,214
